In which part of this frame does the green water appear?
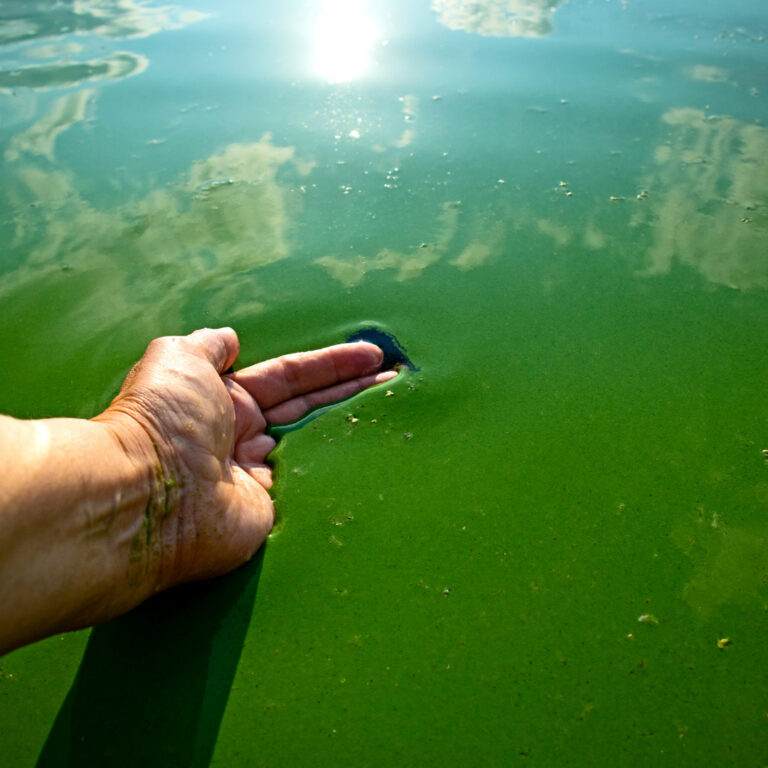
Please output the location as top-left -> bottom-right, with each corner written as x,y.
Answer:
1,0 -> 767,765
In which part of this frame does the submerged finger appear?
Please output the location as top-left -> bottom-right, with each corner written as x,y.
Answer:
263,369 -> 397,424
230,342 -> 384,409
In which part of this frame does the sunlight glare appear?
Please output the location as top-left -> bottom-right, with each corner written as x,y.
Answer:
313,1 -> 379,82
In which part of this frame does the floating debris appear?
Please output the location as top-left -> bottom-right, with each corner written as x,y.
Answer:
193,178 -> 235,198
636,190 -> 649,200
345,414 -> 359,424
609,195 -> 626,201
385,390 -> 394,397
638,613 -> 659,625
717,637 -> 731,649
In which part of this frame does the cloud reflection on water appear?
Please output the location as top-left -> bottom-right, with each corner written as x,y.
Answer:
4,89 -> 94,161
432,0 -> 568,38
315,199 -> 504,285
22,41 -> 84,60
0,51 -> 148,91
1,136 -> 313,332
632,108 -> 768,290
0,1 -> 205,93
0,0 -> 208,45
315,201 -> 460,285
687,64 -> 729,83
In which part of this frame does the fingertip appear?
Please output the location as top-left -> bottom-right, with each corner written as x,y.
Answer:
189,327 -> 240,372
213,326 -> 239,348
348,340 -> 384,372
216,327 -> 240,370
375,369 -> 398,384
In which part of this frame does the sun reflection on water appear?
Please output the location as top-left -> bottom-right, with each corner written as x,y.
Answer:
312,0 -> 379,82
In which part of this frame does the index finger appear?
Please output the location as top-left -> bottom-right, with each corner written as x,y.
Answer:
228,342 -> 384,409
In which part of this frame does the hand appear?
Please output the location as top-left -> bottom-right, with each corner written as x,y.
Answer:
97,328 -> 396,596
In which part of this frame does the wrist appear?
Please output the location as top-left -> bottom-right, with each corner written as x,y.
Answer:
0,414 -> 159,653
92,408 -> 176,604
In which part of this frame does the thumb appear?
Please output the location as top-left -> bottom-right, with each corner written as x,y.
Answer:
186,327 -> 240,373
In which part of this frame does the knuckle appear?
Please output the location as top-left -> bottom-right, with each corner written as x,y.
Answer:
146,336 -> 175,354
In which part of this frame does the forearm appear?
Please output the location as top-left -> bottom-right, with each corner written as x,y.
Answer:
0,415 -> 155,654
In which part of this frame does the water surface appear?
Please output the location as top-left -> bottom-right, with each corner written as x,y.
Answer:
1,1 -> 767,765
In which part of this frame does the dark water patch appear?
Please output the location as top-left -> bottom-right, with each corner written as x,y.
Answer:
345,326 -> 418,371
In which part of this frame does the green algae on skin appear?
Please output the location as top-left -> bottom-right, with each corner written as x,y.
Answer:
151,442 -> 179,521
125,447 -> 179,584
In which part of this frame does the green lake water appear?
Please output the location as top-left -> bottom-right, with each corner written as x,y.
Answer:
1,0 -> 768,765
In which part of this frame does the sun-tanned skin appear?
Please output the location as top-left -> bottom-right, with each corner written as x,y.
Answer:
0,328 -> 396,655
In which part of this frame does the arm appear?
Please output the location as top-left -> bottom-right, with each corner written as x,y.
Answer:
0,328 -> 395,655
0,415 -> 154,654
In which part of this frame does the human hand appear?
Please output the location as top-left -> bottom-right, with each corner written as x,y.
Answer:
98,328 -> 396,598
0,327 -> 397,653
